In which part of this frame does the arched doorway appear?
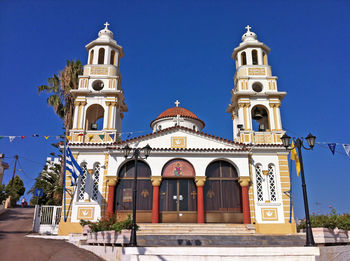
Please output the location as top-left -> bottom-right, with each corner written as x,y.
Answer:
114,160 -> 153,222
204,160 -> 243,223
159,159 -> 196,223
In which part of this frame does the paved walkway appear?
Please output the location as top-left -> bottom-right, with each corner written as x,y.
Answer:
0,208 -> 103,261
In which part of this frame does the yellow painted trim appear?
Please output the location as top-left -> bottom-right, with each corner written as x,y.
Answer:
58,221 -> 82,236
77,104 -> 82,129
254,223 -> 296,234
244,106 -> 248,130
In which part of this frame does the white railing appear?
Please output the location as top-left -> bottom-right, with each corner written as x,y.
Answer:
32,205 -> 62,234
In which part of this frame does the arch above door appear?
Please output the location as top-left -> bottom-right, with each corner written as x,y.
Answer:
162,159 -> 195,178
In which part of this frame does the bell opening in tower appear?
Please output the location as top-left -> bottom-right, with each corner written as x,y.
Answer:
252,106 -> 269,132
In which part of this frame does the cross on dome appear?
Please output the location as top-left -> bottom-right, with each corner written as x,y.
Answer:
245,25 -> 251,32
104,22 -> 110,29
175,100 -> 180,107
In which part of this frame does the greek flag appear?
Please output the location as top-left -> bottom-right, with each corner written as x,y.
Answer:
65,146 -> 83,186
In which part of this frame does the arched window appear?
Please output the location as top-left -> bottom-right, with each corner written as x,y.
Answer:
252,50 -> 258,65
204,161 -> 242,214
241,52 -> 247,65
110,50 -> 116,65
92,163 -> 100,201
98,48 -> 105,64
115,161 -> 152,211
89,50 -> 94,64
252,105 -> 269,132
263,52 -> 267,65
85,104 -> 104,130
255,165 -> 264,202
78,163 -> 88,201
268,164 -> 277,202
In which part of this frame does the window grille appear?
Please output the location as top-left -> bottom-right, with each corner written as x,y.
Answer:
78,164 -> 87,201
268,165 -> 277,202
92,163 -> 100,201
255,165 -> 264,202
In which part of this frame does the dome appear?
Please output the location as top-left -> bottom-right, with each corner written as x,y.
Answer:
242,25 -> 257,42
156,107 -> 200,121
98,22 -> 114,39
150,102 -> 205,132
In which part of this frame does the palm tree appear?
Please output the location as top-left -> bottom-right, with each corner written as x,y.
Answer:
28,161 -> 62,205
38,60 -> 83,201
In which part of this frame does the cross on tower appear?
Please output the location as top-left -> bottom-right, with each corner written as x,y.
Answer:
174,100 -> 180,107
104,22 -> 110,29
245,25 -> 251,32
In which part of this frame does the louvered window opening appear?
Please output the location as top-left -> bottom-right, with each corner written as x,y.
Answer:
78,164 -> 88,201
268,165 -> 277,202
255,165 -> 264,202
92,164 -> 100,201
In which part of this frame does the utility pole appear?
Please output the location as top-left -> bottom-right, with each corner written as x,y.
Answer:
11,155 -> 18,186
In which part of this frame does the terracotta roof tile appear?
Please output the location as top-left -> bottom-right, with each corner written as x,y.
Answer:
150,107 -> 205,127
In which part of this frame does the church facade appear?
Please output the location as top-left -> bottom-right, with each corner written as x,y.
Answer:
58,24 -> 296,235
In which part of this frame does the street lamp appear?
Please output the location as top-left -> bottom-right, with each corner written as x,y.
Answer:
122,144 -> 152,247
280,133 -> 316,246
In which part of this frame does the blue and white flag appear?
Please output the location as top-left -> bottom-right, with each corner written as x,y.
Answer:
65,146 -> 83,186
343,144 -> 350,157
328,143 -> 336,155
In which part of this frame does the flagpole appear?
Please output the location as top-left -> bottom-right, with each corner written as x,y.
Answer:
63,137 -> 67,222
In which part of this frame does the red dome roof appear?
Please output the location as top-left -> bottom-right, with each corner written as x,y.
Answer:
151,107 -> 205,127
157,107 -> 198,119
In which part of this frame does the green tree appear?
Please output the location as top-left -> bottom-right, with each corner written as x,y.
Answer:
5,176 -> 25,206
38,60 -> 82,201
28,160 -> 62,205
0,184 -> 6,203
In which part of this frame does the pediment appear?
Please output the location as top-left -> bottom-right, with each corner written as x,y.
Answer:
117,126 -> 246,151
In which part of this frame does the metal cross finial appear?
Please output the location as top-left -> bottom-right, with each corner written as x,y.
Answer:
104,22 -> 110,29
245,25 -> 251,32
175,100 -> 180,107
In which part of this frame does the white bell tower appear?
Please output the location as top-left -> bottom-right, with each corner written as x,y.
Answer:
227,26 -> 286,144
69,22 -> 128,143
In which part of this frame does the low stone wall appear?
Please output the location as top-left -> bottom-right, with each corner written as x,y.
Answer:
319,245 -> 350,261
0,204 -> 5,216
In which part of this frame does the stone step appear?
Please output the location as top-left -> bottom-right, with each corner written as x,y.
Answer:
137,223 -> 255,235
136,234 -> 306,247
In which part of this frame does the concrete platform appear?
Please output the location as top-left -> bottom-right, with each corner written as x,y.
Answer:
77,245 -> 350,261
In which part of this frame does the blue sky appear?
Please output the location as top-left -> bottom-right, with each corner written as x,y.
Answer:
0,0 -> 349,218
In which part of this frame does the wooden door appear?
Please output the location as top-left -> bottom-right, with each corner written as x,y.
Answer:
159,179 -> 197,223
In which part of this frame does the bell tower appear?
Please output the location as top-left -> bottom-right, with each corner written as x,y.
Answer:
69,22 -> 128,143
227,26 -> 286,144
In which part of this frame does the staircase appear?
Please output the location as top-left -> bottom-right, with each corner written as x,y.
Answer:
137,223 -> 255,235
135,223 -> 305,247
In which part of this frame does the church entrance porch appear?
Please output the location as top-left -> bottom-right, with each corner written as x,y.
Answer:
159,179 -> 197,223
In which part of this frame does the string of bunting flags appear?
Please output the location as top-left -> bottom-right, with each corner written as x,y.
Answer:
1,131 -> 349,157
0,129 -> 149,143
316,142 -> 350,157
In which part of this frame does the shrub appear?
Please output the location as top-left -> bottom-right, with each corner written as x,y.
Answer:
298,208 -> 350,231
80,215 -> 137,232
